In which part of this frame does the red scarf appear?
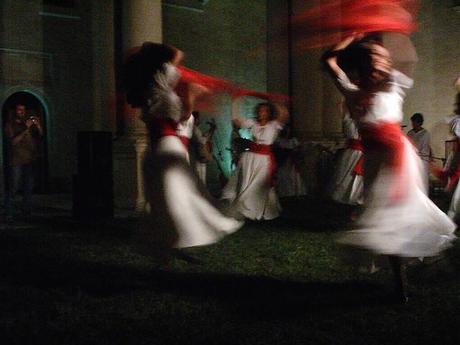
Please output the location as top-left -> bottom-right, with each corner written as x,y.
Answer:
249,142 -> 276,186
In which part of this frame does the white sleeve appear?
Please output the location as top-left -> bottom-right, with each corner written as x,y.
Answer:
391,69 -> 414,89
452,117 -> 460,138
270,120 -> 284,131
241,119 -> 256,129
336,70 -> 360,93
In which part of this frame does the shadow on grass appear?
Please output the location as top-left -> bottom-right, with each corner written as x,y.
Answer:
0,232 -> 388,321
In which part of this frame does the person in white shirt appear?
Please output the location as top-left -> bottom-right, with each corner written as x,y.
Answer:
407,113 -> 431,193
221,100 -> 289,220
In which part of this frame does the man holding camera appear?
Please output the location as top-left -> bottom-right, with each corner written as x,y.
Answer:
4,103 -> 43,221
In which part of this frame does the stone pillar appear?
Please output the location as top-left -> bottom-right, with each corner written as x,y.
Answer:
113,0 -> 162,210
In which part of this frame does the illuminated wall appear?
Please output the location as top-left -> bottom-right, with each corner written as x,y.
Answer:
162,0 -> 267,187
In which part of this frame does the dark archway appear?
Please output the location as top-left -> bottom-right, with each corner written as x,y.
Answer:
2,92 -> 49,194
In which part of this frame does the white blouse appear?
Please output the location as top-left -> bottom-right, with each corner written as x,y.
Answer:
336,69 -> 413,125
241,119 -> 283,145
176,114 -> 195,139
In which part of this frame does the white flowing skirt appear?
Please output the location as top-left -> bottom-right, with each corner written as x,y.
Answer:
139,136 -> 242,252
339,137 -> 456,257
221,151 -> 281,220
329,148 -> 364,205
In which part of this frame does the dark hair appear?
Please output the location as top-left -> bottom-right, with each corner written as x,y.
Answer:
337,37 -> 389,89
255,102 -> 275,120
123,42 -> 178,107
410,113 -> 424,124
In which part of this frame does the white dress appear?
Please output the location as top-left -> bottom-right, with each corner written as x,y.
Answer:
446,115 -> 460,220
138,63 -> 242,253
407,128 -> 431,193
222,119 -> 283,220
328,113 -> 364,205
336,70 -> 456,257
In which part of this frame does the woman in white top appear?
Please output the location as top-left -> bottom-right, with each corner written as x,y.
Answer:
123,43 -> 242,261
407,113 -> 431,193
323,34 -> 456,302
328,103 -> 364,205
222,100 -> 289,220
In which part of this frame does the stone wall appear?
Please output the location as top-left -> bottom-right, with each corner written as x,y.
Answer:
162,0 -> 267,183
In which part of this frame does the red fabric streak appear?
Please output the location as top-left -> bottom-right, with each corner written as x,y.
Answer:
292,0 -> 418,49
347,138 -> 363,151
178,136 -> 190,148
347,139 -> 364,176
360,122 -> 406,202
177,66 -> 289,104
249,142 -> 277,186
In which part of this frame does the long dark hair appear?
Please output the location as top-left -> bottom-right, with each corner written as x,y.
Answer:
337,36 -> 391,90
123,42 -> 178,108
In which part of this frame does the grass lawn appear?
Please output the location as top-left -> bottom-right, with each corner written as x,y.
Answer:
0,198 -> 459,345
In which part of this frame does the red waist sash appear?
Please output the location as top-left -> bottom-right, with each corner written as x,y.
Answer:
249,142 -> 276,186
360,122 -> 406,202
149,118 -> 187,149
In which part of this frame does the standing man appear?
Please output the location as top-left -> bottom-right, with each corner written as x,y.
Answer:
407,113 -> 431,193
4,103 -> 43,220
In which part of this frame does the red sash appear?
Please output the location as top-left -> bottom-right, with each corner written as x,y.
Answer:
347,139 -> 364,176
360,122 -> 406,202
178,136 -> 190,148
149,118 -> 187,149
249,142 -> 276,186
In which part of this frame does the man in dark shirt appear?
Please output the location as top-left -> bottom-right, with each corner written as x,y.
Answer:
4,103 -> 43,220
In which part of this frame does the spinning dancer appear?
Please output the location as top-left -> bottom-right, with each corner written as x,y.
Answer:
323,34 -> 456,302
123,42 -> 242,261
221,99 -> 289,220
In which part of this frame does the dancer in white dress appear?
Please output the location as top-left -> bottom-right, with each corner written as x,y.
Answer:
323,34 -> 456,301
222,101 -> 289,220
328,104 -> 364,205
407,113 -> 431,193
123,43 -> 242,259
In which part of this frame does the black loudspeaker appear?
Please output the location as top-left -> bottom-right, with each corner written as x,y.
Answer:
73,131 -> 113,219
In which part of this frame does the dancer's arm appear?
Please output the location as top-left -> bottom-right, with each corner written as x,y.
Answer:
231,97 -> 254,128
322,34 -> 362,93
322,35 -> 357,78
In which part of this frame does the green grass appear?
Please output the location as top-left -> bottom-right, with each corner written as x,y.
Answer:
1,199 -> 459,345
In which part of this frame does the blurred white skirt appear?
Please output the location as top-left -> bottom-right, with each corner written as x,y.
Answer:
139,136 -> 242,251
222,151 -> 281,220
339,136 -> 456,257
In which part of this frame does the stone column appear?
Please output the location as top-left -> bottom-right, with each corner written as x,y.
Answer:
113,0 -> 162,210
